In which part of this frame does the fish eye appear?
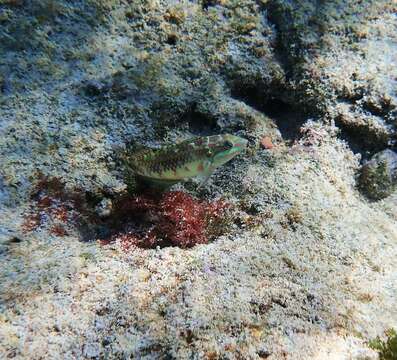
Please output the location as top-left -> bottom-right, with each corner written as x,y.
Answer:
224,140 -> 233,149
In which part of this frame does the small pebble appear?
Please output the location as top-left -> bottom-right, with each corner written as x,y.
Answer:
260,136 -> 273,150
95,198 -> 113,218
58,147 -> 68,156
83,342 -> 101,359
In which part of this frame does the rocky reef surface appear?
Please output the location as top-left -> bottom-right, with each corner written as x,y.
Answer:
0,0 -> 396,359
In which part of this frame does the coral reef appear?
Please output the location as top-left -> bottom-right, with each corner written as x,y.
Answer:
1,0 -> 396,359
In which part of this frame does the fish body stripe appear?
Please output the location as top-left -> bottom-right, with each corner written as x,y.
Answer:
127,134 -> 248,181
129,141 -> 204,178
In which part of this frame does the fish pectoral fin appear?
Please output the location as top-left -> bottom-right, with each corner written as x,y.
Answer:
197,170 -> 214,189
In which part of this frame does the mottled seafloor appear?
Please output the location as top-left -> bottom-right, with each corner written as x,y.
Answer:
0,1 -> 396,359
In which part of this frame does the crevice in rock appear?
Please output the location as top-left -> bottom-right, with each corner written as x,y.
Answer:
182,104 -> 221,136
363,100 -> 395,118
335,117 -> 390,160
230,83 -> 265,113
262,4 -> 295,76
165,33 -> 177,46
153,104 -> 221,138
201,0 -> 218,10
334,96 -> 396,158
263,2 -> 309,73
262,98 -> 307,141
230,83 -> 307,141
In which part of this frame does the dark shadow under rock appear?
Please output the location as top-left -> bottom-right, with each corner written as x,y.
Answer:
182,104 -> 221,136
230,84 -> 307,141
335,107 -> 393,160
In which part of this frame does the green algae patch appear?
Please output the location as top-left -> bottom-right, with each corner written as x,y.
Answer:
369,329 -> 397,360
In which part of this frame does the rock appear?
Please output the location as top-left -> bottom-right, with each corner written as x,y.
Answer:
95,198 -> 113,218
83,80 -> 110,96
1,1 -> 397,359
359,149 -> 397,200
83,342 -> 101,359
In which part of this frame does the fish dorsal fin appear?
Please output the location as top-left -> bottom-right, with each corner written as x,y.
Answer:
171,136 -> 203,149
125,140 -> 157,154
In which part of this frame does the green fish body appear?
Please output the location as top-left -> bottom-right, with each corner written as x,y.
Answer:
125,134 -> 248,188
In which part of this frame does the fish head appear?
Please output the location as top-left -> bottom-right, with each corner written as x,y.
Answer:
204,134 -> 248,169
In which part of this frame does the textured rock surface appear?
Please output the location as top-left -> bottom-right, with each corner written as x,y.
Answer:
1,0 -> 396,359
359,150 -> 397,200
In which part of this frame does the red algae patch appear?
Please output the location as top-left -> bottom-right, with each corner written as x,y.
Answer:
21,175 -> 90,236
105,191 -> 230,250
22,175 -> 230,249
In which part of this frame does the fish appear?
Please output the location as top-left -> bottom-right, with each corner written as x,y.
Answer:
125,134 -> 248,189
